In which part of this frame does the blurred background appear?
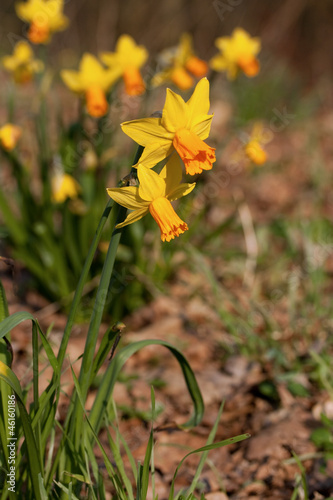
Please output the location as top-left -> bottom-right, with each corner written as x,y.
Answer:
0,0 -> 332,85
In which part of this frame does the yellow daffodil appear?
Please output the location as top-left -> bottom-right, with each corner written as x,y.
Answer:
15,0 -> 69,44
51,172 -> 80,203
107,157 -> 195,242
61,54 -> 118,117
0,124 -> 22,151
153,33 -> 208,91
121,78 -> 215,176
244,122 -> 272,165
210,28 -> 261,80
2,41 -> 43,83
100,35 -> 148,96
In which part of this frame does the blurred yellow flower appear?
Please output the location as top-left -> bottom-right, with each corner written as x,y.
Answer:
51,172 -> 80,203
100,35 -> 148,96
61,54 -> 118,117
2,41 -> 43,83
121,78 -> 215,175
0,124 -> 22,151
15,0 -> 69,44
107,157 -> 195,242
153,34 -> 208,91
210,28 -> 261,80
244,122 -> 272,165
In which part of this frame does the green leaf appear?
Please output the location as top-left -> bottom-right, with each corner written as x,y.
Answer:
89,339 -> 205,435
0,361 -> 43,500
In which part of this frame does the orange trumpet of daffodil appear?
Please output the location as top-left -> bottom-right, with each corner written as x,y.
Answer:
100,35 -> 148,96
121,78 -> 215,175
2,41 -> 44,83
61,54 -> 118,117
15,0 -> 69,44
107,157 -> 195,242
153,33 -> 208,91
210,28 -> 261,80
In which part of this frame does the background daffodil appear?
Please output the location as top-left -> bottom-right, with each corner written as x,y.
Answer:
107,157 -> 195,242
121,77 -> 215,175
0,124 -> 22,151
61,53 -> 118,117
15,0 -> 69,44
100,34 -> 148,96
153,33 -> 208,90
2,41 -> 44,83
210,28 -> 261,80
51,171 -> 80,203
244,122 -> 272,165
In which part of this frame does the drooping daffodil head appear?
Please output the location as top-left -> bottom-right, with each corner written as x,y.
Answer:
0,124 -> 22,151
61,53 -> 119,117
121,78 -> 215,176
153,33 -> 208,91
210,28 -> 261,80
100,35 -> 148,96
15,0 -> 69,44
51,171 -> 80,203
2,41 -> 44,83
107,156 -> 195,242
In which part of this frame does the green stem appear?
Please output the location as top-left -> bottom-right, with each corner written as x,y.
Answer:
72,202 -> 127,448
57,199 -> 113,369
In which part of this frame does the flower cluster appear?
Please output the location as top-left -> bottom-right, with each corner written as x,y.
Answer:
2,0 -> 267,232
107,78 -> 215,242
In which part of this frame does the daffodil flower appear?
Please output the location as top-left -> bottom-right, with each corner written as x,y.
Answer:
15,0 -> 69,44
121,78 -> 215,176
51,172 -> 80,203
210,28 -> 261,80
153,33 -> 208,91
2,41 -> 44,83
107,157 -> 195,242
100,35 -> 148,96
0,124 -> 22,151
61,54 -> 118,117
244,122 -> 272,165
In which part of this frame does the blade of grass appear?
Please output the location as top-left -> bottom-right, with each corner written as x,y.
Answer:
168,433 -> 251,500
185,401 -> 225,498
89,339 -> 205,435
70,366 -> 128,500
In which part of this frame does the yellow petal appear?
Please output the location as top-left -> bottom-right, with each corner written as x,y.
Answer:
186,78 -> 210,123
137,142 -> 174,168
161,88 -> 188,133
167,182 -> 196,202
80,53 -> 105,79
137,164 -> 166,201
116,207 -> 148,229
61,70 -> 84,92
160,155 -> 183,195
121,117 -> 173,147
209,54 -> 229,72
107,186 -> 146,210
177,33 -> 193,65
101,35 -> 148,71
191,114 -> 213,140
116,34 -> 148,68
